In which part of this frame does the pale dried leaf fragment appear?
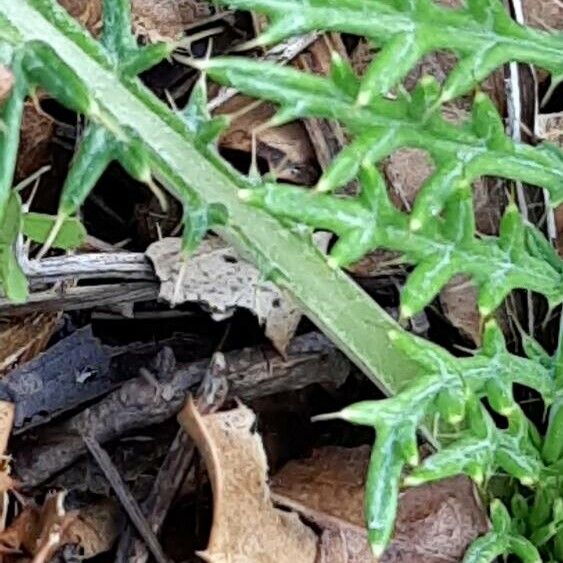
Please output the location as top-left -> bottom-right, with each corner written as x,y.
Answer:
146,237 -> 302,354
272,446 -> 488,562
178,399 -> 318,563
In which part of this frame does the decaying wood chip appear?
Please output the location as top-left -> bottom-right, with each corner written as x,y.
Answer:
14,333 -> 349,487
0,313 -> 58,376
146,237 -> 302,354
179,400 -> 318,563
0,66 -> 13,103
272,446 -> 488,562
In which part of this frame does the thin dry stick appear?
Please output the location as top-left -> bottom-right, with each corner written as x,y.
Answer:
82,434 -> 170,563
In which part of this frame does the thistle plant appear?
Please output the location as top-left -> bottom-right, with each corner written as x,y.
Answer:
1,0 -> 563,561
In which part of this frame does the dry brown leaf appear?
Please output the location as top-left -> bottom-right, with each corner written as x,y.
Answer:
522,0 -> 563,30
216,97 -> 318,185
0,313 -> 59,376
58,0 -> 211,40
439,275 -> 481,345
146,237 -> 302,354
0,492 -> 77,560
65,498 -> 123,558
272,446 -> 488,563
0,66 -> 13,104
131,0 -> 212,41
178,399 -> 318,563
15,102 -> 55,182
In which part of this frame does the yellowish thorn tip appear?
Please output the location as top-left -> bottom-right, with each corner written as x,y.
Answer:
356,91 -> 371,107
448,414 -> 463,425
387,329 -> 399,341
479,306 -> 492,317
327,256 -> 340,270
475,91 -> 487,102
400,305 -> 413,319
315,180 -> 330,193
403,476 -> 421,487
238,189 -> 253,201
409,218 -> 422,232
330,51 -> 342,62
370,543 -> 385,560
311,411 -> 341,422
408,455 -> 419,467
520,477 -> 535,487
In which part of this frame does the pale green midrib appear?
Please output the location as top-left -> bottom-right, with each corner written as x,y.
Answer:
0,0 -> 422,398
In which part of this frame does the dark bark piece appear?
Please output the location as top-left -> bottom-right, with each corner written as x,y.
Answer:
13,333 -> 349,487
3,326 -> 112,430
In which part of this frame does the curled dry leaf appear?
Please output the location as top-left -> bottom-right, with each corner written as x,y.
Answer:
146,237 -> 302,354
178,398 -> 318,563
0,65 -> 13,103
271,446 -> 488,563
